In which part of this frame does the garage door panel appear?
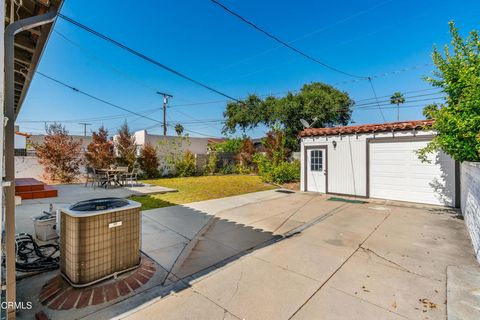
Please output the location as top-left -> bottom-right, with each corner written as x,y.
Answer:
369,140 -> 455,206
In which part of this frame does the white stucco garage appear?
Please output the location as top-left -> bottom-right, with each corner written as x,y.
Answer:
299,119 -> 459,207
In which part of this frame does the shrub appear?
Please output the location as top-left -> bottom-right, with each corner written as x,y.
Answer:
213,138 -> 242,153
206,151 -> 218,175
85,126 -> 114,169
115,121 -> 136,169
219,164 -> 239,175
263,129 -> 290,165
236,138 -> 255,167
175,151 -> 196,177
33,123 -> 83,183
253,153 -> 300,184
158,135 -> 191,175
268,161 -> 300,184
235,163 -> 251,175
138,143 -> 160,178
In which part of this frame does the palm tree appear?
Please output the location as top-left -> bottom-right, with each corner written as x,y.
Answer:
390,92 -> 405,121
174,123 -> 184,136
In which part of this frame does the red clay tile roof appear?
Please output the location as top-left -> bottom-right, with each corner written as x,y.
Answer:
299,119 -> 434,137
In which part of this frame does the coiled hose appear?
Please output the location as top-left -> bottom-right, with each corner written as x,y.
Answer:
14,233 -> 59,273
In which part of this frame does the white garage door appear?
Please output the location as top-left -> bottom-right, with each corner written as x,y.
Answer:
369,139 -> 455,206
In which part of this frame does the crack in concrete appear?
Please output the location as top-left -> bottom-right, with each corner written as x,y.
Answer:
287,213 -> 391,320
227,264 -> 244,304
359,246 -> 442,282
330,287 -> 411,319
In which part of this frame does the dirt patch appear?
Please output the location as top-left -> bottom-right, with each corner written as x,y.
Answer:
280,182 -> 300,191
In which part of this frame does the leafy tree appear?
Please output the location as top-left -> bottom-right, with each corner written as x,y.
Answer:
422,103 -> 441,120
115,121 -> 137,169
212,138 -> 243,153
390,92 -> 405,121
157,135 -> 191,175
85,126 -> 114,169
33,123 -> 83,183
418,22 -> 480,162
223,82 -> 354,150
263,128 -> 290,165
138,142 -> 160,178
175,123 -> 184,136
236,137 -> 255,167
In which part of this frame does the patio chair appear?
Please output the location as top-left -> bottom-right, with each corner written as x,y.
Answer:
93,169 -> 111,189
84,166 -> 95,188
116,166 -> 129,186
122,167 -> 139,187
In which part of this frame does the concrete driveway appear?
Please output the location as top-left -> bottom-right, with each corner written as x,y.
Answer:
118,194 -> 477,320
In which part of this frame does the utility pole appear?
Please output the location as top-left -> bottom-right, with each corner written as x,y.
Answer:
156,91 -> 173,136
79,123 -> 91,136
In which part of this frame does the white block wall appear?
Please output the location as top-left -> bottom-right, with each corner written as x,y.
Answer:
461,161 -> 480,263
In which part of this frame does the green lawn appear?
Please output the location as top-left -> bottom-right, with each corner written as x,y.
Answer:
129,175 -> 277,210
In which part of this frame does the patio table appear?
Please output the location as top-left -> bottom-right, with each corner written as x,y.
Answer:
96,168 -> 128,188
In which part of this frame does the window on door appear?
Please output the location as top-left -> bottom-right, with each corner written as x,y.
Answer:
310,150 -> 323,171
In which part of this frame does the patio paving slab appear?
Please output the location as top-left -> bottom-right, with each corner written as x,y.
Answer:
120,288 -> 240,320
291,285 -> 408,320
447,265 -> 480,320
252,236 -> 351,283
184,189 -> 289,215
144,243 -> 187,273
363,206 -> 475,281
172,237 -> 240,279
192,256 -> 321,320
143,205 -> 212,240
141,216 -> 189,252
203,218 -> 277,252
124,183 -> 177,195
324,250 -> 447,319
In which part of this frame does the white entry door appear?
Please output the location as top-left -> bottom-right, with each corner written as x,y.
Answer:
307,148 -> 326,193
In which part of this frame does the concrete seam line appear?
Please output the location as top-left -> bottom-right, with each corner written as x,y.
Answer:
287,213 -> 391,320
273,195 -> 338,234
283,202 -> 349,237
163,214 -> 218,285
330,287 -> 411,319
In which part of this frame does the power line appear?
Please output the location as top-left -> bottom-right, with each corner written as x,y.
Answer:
201,0 -> 393,79
355,88 -> 440,103
36,72 -> 166,126
367,77 -> 385,122
209,0 -> 366,79
57,13 -> 241,103
167,88 -> 443,109
355,96 -> 445,109
354,94 -> 445,108
332,63 -> 433,86
355,104 -> 431,111
17,107 -> 162,124
53,30 -> 161,94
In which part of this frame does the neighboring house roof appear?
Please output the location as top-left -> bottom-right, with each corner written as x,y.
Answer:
207,138 -> 227,145
15,131 -> 31,137
299,119 -> 434,137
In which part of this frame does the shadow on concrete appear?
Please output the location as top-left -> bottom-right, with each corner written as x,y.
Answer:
21,192 -> 304,320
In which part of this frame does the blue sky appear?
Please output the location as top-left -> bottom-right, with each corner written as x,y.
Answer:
17,0 -> 480,138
